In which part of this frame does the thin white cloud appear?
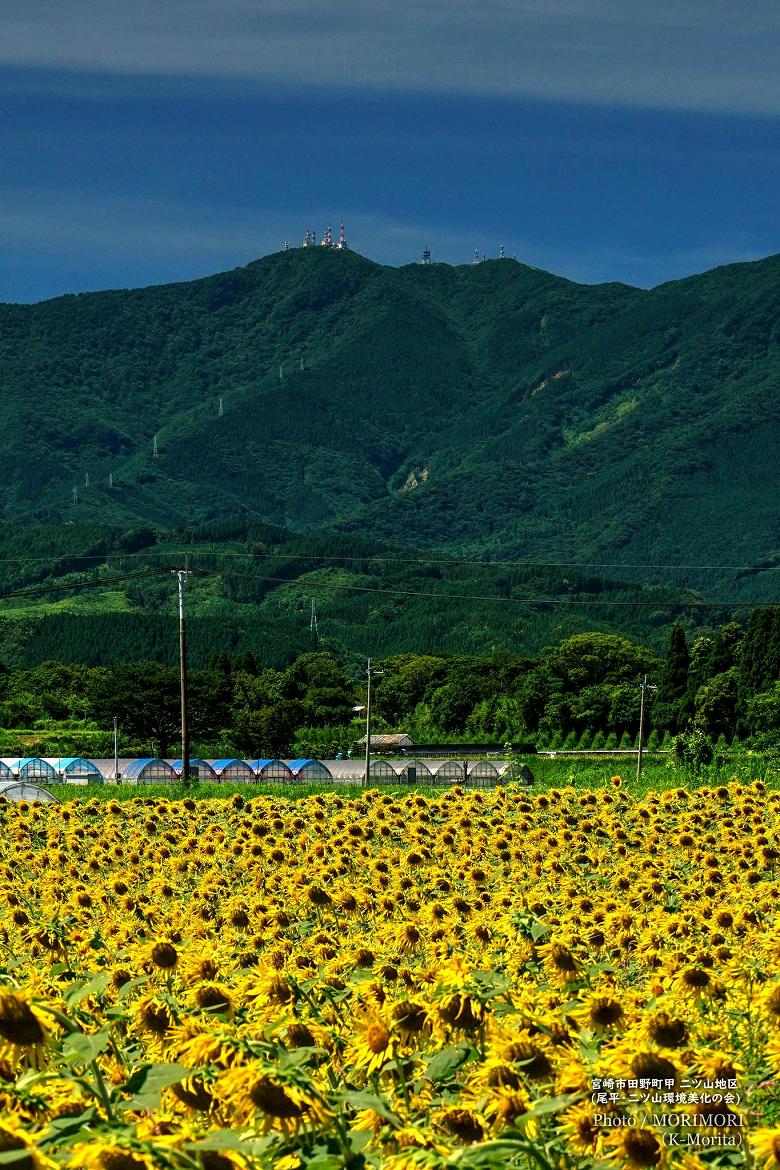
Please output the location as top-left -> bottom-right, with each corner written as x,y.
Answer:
1,0 -> 779,115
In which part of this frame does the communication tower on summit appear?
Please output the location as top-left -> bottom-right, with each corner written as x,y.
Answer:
499,243 -> 505,258
421,244 -> 431,264
302,229 -> 315,247
321,224 -> 333,247
283,240 -> 291,251
472,249 -> 481,265
335,221 -> 348,249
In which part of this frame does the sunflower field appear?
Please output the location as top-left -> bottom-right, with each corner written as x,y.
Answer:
1,780 -> 780,1170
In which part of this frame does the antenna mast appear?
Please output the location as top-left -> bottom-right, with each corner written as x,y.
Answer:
218,396 -> 224,417
421,244 -> 431,264
153,434 -> 159,459
336,221 -> 348,250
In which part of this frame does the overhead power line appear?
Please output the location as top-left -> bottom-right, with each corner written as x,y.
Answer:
0,569 -> 167,601
0,566 -> 773,612
205,567 -> 772,609
0,546 -> 777,574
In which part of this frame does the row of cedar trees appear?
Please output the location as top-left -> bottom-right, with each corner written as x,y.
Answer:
0,609 -> 777,759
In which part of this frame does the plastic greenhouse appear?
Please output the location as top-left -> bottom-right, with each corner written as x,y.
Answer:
326,760 -> 400,783
210,759 -> 256,783
287,759 -> 333,781
1,758 -> 57,782
43,758 -> 104,784
466,761 -> 499,788
122,759 -> 177,783
433,760 -> 467,784
170,759 -> 217,781
367,759 -> 399,782
0,780 -> 59,803
248,759 -> 294,782
390,759 -> 433,782
327,760 -> 368,783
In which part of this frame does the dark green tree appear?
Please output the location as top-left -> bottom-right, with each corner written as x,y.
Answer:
654,623 -> 690,731
87,662 -> 228,756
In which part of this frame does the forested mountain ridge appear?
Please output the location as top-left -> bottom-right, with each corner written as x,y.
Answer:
1,246 -> 778,602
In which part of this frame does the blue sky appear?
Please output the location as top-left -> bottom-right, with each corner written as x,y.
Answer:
1,0 -> 778,302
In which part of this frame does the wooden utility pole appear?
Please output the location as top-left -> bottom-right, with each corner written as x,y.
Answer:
363,659 -> 384,787
636,675 -> 656,782
174,568 -> 191,786
364,659 -> 373,787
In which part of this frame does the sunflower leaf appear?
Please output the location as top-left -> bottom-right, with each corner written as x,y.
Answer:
120,1061 -> 190,1111
520,1092 -> 579,1119
64,972 -> 112,1006
342,1090 -> 401,1124
116,973 -> 152,999
61,1028 -> 110,1066
186,1131 -> 273,1153
425,1044 -> 473,1083
43,1107 -> 97,1140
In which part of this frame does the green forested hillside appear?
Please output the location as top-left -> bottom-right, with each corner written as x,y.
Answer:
0,247 -> 777,664
0,519 -> 718,668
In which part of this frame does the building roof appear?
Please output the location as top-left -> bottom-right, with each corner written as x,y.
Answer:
355,734 -> 414,748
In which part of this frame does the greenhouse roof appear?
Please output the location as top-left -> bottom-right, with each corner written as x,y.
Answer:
0,780 -> 59,803
123,758 -> 175,778
43,757 -> 102,771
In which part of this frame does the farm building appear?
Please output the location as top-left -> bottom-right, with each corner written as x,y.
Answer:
0,779 -> 59,803
248,759 -> 294,782
209,759 -> 256,783
169,759 -> 217,781
0,758 -> 57,782
42,758 -> 104,784
287,759 -> 333,781
355,734 -> 414,750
